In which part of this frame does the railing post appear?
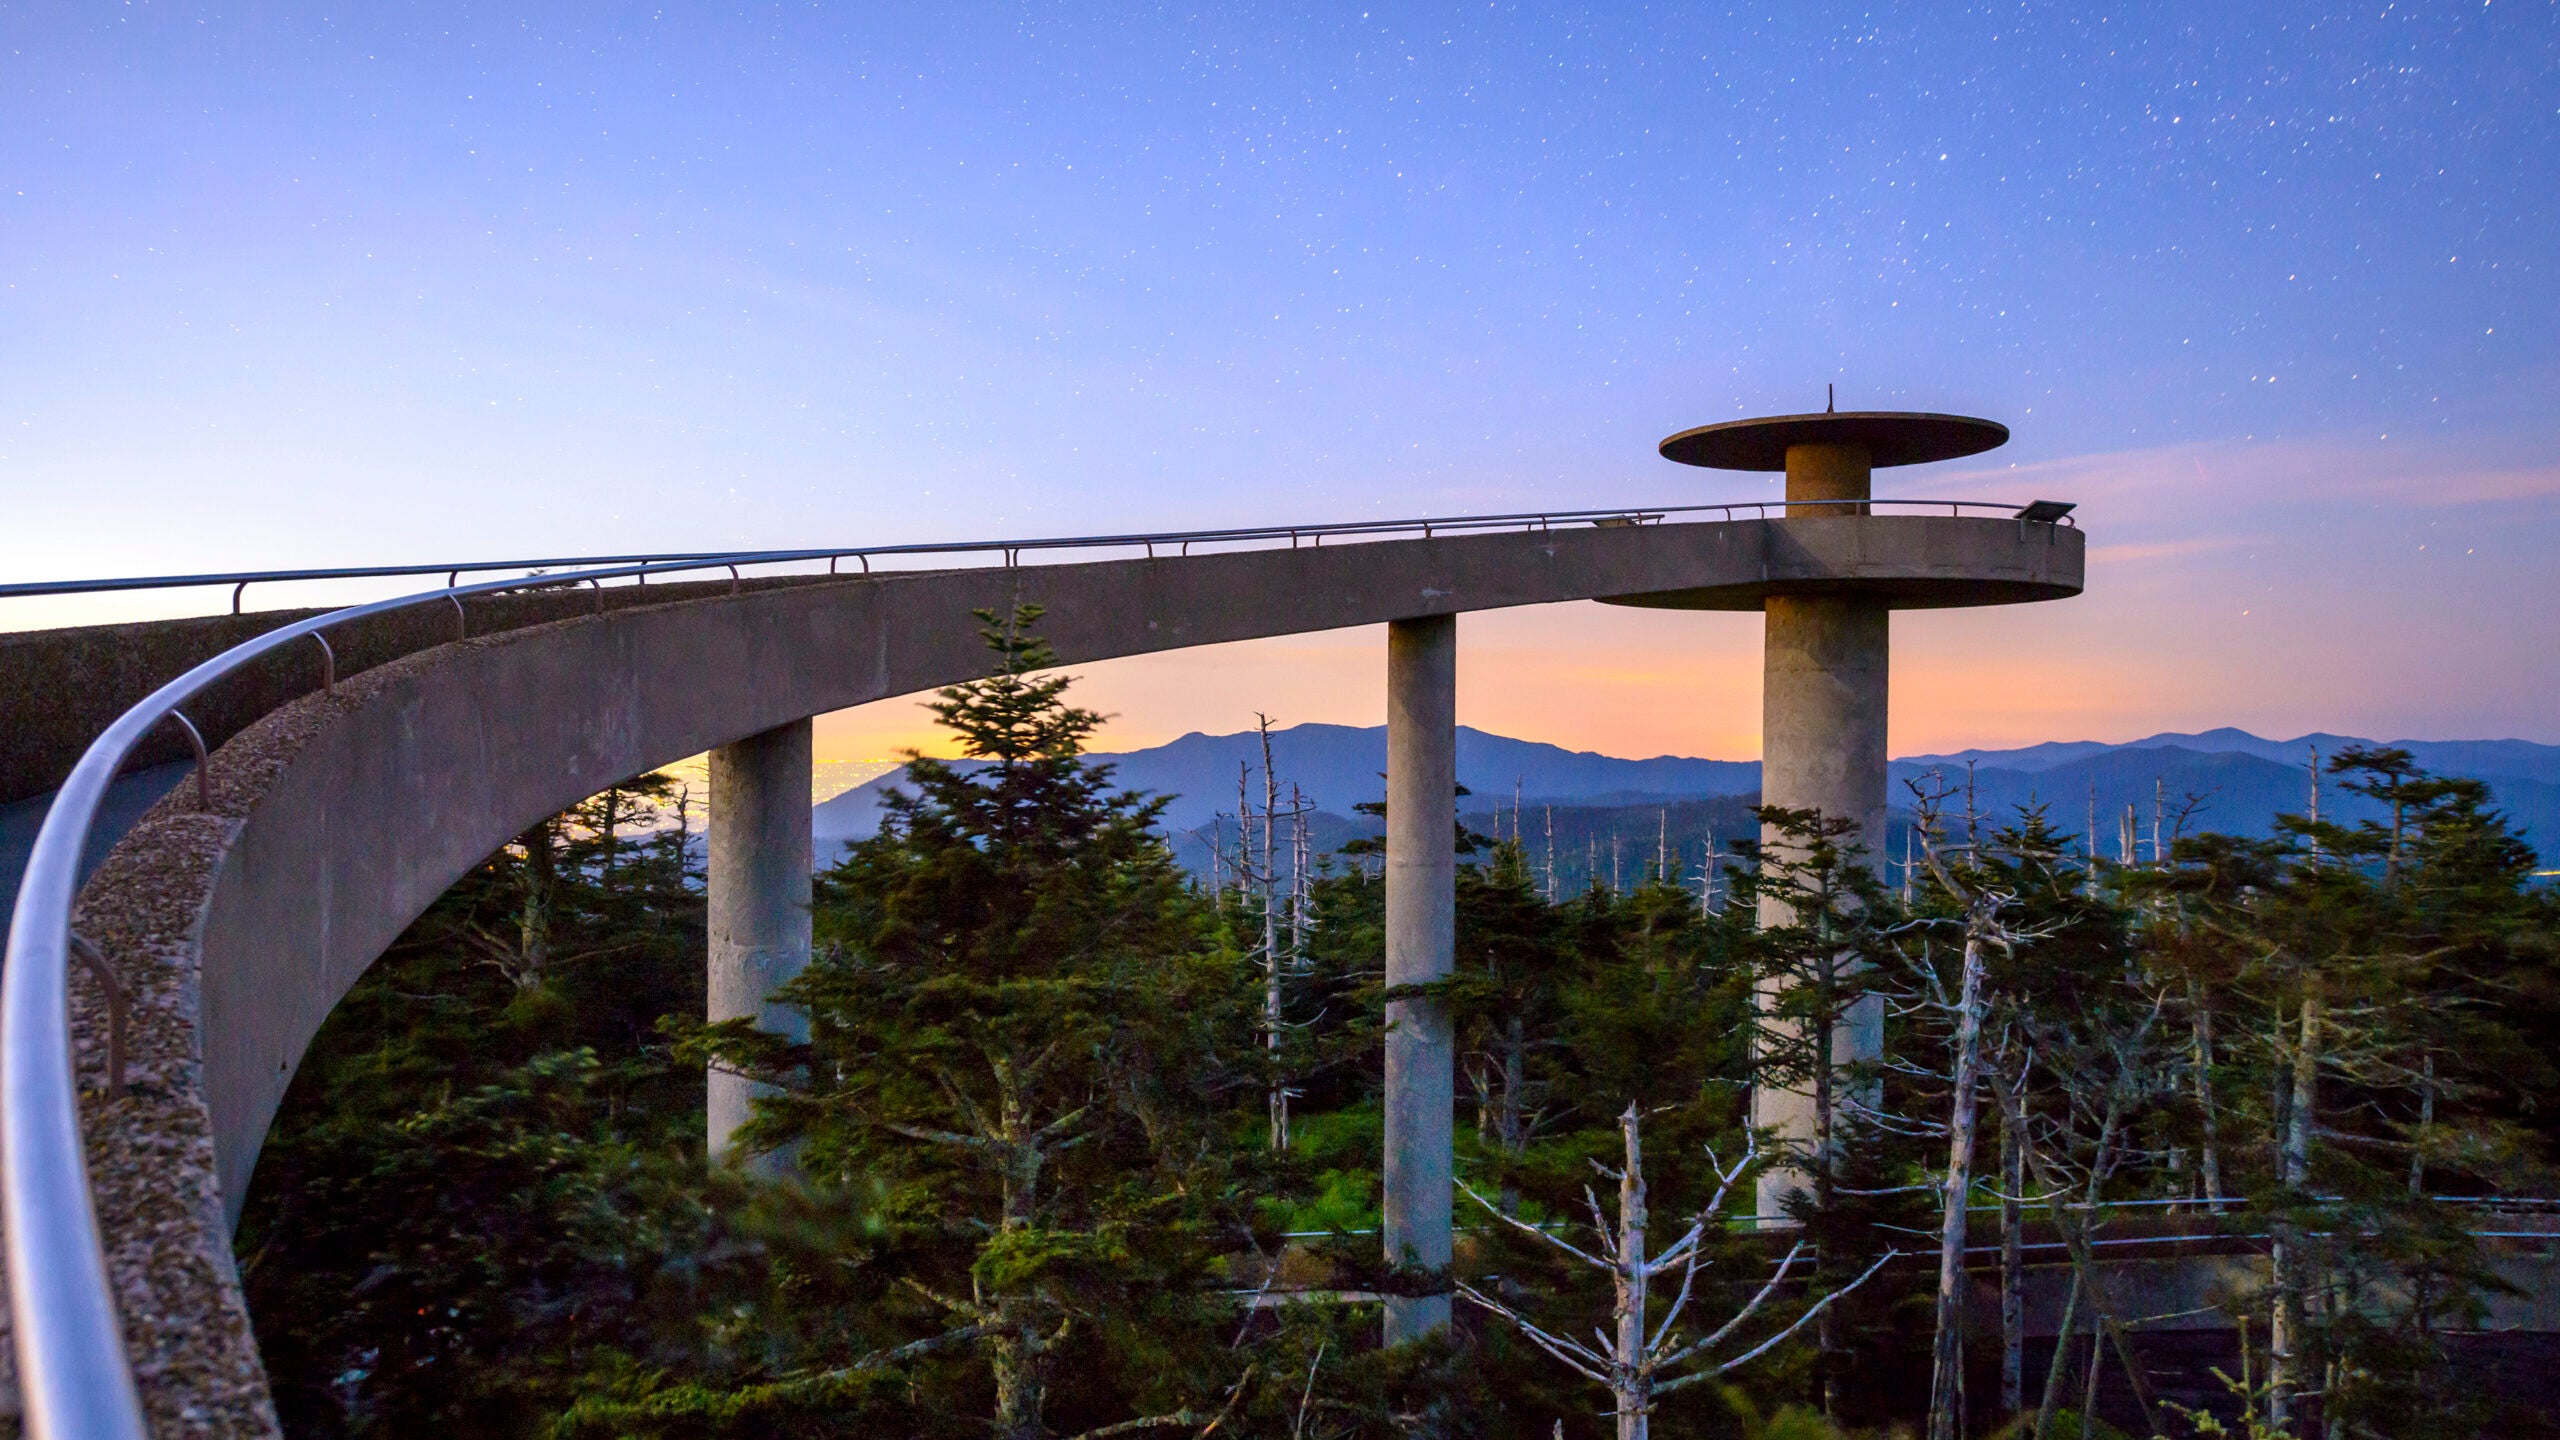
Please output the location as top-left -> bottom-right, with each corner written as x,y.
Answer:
166,712 -> 211,810
64,936 -> 127,1101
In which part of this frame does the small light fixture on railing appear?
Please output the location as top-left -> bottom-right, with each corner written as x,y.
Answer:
2016,499 -> 2076,524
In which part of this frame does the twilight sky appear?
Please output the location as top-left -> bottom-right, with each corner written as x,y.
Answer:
5,2 -> 2555,777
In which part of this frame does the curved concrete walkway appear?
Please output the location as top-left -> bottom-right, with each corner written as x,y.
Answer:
35,513 -> 2078,1435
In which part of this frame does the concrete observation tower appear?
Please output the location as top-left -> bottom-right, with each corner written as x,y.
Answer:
1626,400 -> 2058,1217
0,387 -> 2091,1421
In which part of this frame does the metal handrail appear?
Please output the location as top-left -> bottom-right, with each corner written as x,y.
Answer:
0,498 -> 2072,609
0,495 -> 2072,1438
1,551 -> 780,1440
0,551 -> 742,611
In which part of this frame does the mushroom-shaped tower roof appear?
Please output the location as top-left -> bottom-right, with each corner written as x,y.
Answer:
1659,411 -> 2008,471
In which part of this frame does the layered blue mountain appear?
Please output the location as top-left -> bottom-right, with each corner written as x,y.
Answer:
813,724 -> 2560,864
811,724 -> 1755,838
11,730 -> 2546,946
1901,729 -> 2560,788
1916,746 -> 2557,860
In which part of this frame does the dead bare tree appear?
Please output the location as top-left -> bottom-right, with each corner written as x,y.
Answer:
1891,779 -> 2063,1440
1258,716 -> 1287,1148
1232,718 -> 1318,1152
2149,788 -> 2229,1215
1887,777 -> 2184,1439
1457,1105 -> 1892,1440
1909,882 -> 2018,1437
2085,780 -> 2098,881
1694,833 -> 1725,916
1999,1096 -> 2025,1415
1997,999 -> 2175,1440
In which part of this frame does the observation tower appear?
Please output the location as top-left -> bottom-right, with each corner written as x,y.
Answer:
1628,398 -> 2072,1215
0,393 -> 2088,1420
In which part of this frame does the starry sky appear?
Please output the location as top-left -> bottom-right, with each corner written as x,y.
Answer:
5,3 -> 2555,775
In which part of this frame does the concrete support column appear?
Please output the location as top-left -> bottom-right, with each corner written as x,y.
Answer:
707,717 -> 813,1171
1760,595 -> 1890,852
1754,430 -> 1892,1222
1382,614 -> 1456,1343
1754,594 -> 1891,1218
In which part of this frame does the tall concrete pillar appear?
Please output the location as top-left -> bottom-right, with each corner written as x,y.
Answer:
1754,446 -> 1890,1220
1382,614 -> 1456,1343
1760,596 -> 1889,856
707,717 -> 813,1172
1651,404 -> 2024,1219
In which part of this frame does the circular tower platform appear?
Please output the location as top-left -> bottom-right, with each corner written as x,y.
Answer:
1604,406 -> 2064,612
1657,410 -> 2009,470
1636,401 -> 2070,1224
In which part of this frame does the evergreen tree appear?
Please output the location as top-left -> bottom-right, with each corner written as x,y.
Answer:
1724,807 -> 1926,1425
700,607 -> 1268,1440
238,775 -> 724,1437
1450,839 -> 1574,1212
240,673 -> 2559,1440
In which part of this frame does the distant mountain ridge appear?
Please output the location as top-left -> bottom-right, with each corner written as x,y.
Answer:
1900,729 -> 2560,787
813,724 -> 1755,838
813,724 -> 2560,863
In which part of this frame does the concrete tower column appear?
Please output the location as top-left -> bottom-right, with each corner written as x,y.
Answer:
1755,445 -> 1890,1220
707,717 -> 813,1171
1382,614 -> 1456,1343
1781,441 -> 1874,516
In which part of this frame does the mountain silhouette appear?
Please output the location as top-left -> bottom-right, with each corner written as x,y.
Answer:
814,723 -> 2559,867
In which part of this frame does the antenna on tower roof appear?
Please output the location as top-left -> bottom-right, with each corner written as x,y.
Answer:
1826,383 -> 1836,413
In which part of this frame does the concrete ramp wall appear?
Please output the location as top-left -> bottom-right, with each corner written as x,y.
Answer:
26,516 -> 2079,1435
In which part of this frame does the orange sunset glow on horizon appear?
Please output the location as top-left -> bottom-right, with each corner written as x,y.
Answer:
795,432 -> 2560,792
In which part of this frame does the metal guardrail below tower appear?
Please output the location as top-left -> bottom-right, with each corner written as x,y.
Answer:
0,497 -> 2070,1439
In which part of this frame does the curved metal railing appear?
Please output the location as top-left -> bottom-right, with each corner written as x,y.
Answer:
2,552 -> 791,1440
0,495 -> 2071,1438
0,497 -> 2070,610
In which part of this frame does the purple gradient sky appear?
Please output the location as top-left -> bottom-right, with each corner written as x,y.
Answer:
4,3 -> 2554,766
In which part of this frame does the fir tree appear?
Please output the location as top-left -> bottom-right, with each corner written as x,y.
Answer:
702,607 -> 1267,1440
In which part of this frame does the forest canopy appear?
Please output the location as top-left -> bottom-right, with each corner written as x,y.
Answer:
238,613 -> 2560,1440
